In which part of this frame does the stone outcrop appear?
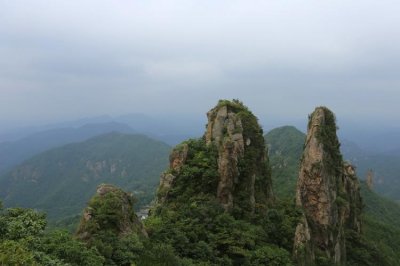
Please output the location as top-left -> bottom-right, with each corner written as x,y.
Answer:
343,162 -> 362,233
294,107 -> 362,265
366,169 -> 374,190
157,143 -> 189,203
206,100 -> 273,213
76,184 -> 147,241
156,99 -> 273,215
206,104 -> 245,211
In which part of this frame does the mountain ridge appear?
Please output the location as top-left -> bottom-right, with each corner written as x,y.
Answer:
0,122 -> 135,174
0,132 -> 170,220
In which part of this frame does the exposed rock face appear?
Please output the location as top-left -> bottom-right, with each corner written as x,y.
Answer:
169,144 -> 189,171
293,217 -> 315,265
156,100 -> 273,215
207,100 -> 273,213
84,160 -> 128,179
294,107 -> 362,265
366,169 -> 374,190
206,104 -> 245,210
76,184 -> 147,241
158,143 -> 189,203
343,163 -> 362,233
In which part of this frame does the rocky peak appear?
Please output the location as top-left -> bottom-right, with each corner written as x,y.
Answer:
366,169 -> 374,190
156,99 -> 273,216
343,162 -> 362,233
294,107 -> 362,265
207,100 -> 274,213
206,102 -> 246,211
295,107 -> 339,227
205,103 -> 246,148
76,184 -> 147,241
169,144 -> 189,171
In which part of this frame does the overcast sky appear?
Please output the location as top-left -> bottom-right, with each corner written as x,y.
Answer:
1,0 -> 400,130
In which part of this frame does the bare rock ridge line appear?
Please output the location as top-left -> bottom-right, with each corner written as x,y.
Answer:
294,106 -> 362,266
157,99 -> 273,215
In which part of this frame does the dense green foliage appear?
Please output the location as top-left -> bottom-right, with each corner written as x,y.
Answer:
0,194 -> 198,266
76,185 -> 146,265
235,102 -> 272,214
161,139 -> 219,204
266,125 -> 400,265
147,194 -> 301,265
361,181 -> 400,227
265,126 -> 305,199
0,133 -> 170,224
148,105 -> 400,265
354,182 -> 400,264
1,104 -> 399,265
148,126 -> 301,265
0,201 -> 104,265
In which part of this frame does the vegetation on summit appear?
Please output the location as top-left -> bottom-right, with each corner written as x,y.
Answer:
0,100 -> 399,265
265,122 -> 400,265
144,100 -> 299,265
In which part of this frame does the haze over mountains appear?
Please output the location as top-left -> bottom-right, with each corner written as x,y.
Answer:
1,112 -> 400,209
0,133 -> 170,221
0,122 -> 133,174
1,1 -> 400,264
2,111 -> 400,161
0,113 -> 203,175
0,113 -> 204,145
0,100 -> 399,265
0,109 -> 399,221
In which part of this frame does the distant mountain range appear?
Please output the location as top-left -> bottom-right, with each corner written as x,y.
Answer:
264,126 -> 305,199
0,113 -> 204,144
0,122 -> 134,174
0,122 -> 398,263
340,140 -> 400,204
0,103 -> 399,265
0,114 -> 203,174
0,133 -> 170,221
0,121 -> 399,222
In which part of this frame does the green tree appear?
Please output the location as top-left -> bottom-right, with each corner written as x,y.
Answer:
34,230 -> 104,265
0,240 -> 37,265
2,208 -> 46,241
250,246 -> 293,266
